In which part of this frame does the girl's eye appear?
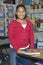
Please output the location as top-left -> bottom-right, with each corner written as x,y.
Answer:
18,11 -> 25,13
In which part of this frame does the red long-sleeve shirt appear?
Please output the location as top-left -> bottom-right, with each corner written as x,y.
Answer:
8,19 -> 34,52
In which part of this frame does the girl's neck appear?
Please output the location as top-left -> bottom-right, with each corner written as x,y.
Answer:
16,19 -> 26,24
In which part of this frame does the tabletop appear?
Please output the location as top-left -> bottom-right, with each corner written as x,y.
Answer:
18,49 -> 43,60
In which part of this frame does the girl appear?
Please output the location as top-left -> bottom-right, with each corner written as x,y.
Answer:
8,4 -> 34,65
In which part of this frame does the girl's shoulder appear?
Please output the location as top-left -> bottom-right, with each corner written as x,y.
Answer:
9,19 -> 18,25
26,19 -> 32,25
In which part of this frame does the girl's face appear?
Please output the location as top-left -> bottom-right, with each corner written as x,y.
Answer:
16,7 -> 26,20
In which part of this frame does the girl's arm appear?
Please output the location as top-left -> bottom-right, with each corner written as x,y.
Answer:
8,21 -> 18,52
29,22 -> 34,49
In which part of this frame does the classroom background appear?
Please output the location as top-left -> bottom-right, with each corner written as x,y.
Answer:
0,0 -> 43,65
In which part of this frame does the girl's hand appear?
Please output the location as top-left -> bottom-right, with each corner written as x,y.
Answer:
30,49 -> 37,52
17,49 -> 21,53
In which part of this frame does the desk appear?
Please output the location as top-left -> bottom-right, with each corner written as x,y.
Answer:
0,36 -> 9,51
0,36 -> 9,60
0,43 -> 9,49
0,36 -> 9,53
18,49 -> 43,61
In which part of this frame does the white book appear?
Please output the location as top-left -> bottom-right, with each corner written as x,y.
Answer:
20,51 -> 40,55
20,50 -> 40,57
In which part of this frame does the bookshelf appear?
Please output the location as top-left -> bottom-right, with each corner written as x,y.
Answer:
29,4 -> 43,32
28,4 -> 43,49
0,4 -> 43,33
0,4 -> 16,36
0,3 -> 43,49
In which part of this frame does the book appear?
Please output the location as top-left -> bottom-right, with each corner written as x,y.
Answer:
20,49 -> 40,57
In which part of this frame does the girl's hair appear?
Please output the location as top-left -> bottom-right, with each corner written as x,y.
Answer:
15,4 -> 27,19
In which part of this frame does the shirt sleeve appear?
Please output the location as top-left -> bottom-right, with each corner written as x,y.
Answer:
8,21 -> 19,52
29,22 -> 34,49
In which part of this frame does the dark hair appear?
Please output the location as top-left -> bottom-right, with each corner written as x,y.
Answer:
15,4 -> 27,19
